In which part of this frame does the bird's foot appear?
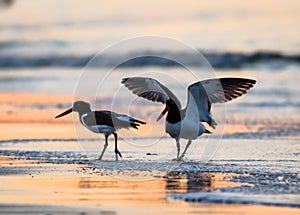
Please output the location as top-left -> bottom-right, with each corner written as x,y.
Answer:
115,150 -> 123,161
172,156 -> 184,161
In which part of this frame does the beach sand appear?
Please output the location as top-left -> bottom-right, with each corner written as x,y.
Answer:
0,155 -> 299,215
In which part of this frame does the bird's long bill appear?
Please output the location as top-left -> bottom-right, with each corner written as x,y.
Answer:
156,106 -> 170,122
55,108 -> 73,118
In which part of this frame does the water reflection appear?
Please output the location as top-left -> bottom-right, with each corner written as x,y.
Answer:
79,178 -> 118,189
165,171 -> 214,194
77,171 -> 243,199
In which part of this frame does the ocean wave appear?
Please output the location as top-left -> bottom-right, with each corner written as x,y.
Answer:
0,138 -> 86,144
220,127 -> 300,139
0,50 -> 299,69
167,192 -> 300,208
238,101 -> 300,108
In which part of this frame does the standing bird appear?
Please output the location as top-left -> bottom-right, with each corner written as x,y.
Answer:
122,77 -> 256,160
55,101 -> 146,160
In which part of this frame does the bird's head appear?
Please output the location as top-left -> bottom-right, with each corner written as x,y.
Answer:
55,101 -> 91,118
156,99 -> 176,121
72,101 -> 91,112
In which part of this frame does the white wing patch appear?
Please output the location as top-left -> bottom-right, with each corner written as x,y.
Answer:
81,113 -> 114,134
89,125 -> 115,134
116,115 -> 130,123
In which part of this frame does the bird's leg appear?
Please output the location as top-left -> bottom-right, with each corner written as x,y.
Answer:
171,138 -> 182,161
98,134 -> 108,160
178,140 -> 192,160
113,132 -> 122,161
176,138 -> 180,158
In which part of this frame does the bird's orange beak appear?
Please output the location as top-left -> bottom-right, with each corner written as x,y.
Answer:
156,106 -> 169,122
55,108 -> 73,118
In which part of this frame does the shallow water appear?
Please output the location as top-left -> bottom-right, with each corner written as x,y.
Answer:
1,159 -> 299,215
0,135 -> 299,208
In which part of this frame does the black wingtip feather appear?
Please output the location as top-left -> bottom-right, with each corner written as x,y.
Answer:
121,78 -> 128,84
129,118 -> 146,129
130,123 -> 139,129
131,119 -> 146,125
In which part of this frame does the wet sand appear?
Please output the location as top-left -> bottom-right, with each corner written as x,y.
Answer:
0,156 -> 299,215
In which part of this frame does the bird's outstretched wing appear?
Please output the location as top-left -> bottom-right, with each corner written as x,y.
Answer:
187,78 -> 256,128
121,77 -> 182,108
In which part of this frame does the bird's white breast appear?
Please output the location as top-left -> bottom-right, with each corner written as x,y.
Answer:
165,117 -> 206,140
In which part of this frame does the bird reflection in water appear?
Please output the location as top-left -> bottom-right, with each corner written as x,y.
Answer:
165,171 -> 214,194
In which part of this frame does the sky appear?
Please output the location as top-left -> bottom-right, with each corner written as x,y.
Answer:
1,0 -> 299,53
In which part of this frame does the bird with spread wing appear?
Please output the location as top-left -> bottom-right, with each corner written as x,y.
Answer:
121,77 -> 256,160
